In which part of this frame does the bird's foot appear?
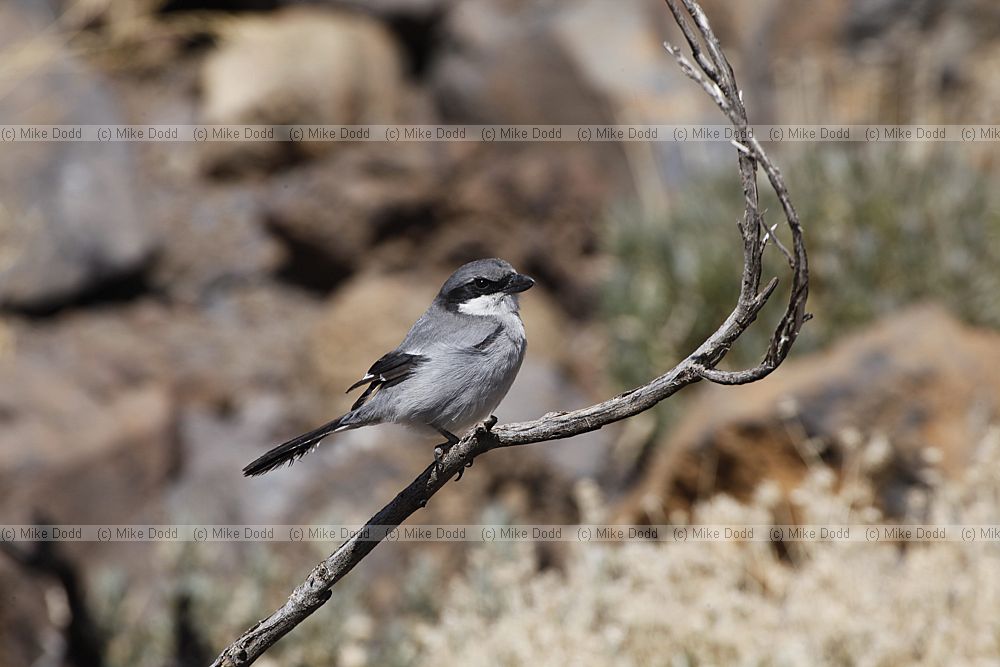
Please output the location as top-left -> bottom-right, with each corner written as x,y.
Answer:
431,424 -> 481,482
431,425 -> 463,478
432,441 -> 474,482
483,415 -> 498,432
433,441 -> 454,480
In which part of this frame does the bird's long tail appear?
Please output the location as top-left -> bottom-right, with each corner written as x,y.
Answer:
243,415 -> 353,477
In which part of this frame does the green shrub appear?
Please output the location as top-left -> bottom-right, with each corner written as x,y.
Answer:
603,146 -> 1000,390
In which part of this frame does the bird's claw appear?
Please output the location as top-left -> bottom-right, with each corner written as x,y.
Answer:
434,442 -> 460,481
432,442 -> 474,482
475,415 -> 498,438
453,457 -> 474,482
483,415 -> 498,432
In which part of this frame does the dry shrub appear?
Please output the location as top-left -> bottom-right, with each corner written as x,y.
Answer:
408,429 -> 1000,666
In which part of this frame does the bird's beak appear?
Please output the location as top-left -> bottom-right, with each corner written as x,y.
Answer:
506,273 -> 535,294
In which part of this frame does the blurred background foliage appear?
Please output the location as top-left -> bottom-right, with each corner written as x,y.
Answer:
604,145 -> 1000,391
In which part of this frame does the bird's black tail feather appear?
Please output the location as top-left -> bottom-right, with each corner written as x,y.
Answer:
243,415 -> 348,477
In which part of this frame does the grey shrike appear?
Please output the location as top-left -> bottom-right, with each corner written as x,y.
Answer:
243,258 -> 534,476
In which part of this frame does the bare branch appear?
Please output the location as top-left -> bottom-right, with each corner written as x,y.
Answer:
662,0 -> 719,85
211,2 -> 809,664
760,218 -> 794,266
663,43 -> 729,115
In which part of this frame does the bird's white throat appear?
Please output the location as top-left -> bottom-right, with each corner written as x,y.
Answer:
458,293 -> 517,317
458,292 -> 525,345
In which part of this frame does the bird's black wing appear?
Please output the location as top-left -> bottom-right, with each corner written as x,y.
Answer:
346,351 -> 428,410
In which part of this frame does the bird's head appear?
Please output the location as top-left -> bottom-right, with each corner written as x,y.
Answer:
437,258 -> 535,316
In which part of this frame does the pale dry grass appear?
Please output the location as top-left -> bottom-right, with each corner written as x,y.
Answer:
87,433 -> 1000,666
405,430 -> 1000,666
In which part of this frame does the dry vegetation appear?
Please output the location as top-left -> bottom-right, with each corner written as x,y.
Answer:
95,428 -> 1000,666
407,429 -> 1000,666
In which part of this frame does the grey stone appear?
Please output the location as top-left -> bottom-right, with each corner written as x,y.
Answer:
0,5 -> 153,310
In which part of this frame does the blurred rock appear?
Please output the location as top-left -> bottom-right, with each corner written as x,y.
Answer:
551,0 -> 684,123
329,0 -> 452,16
264,143 -> 443,289
844,0 -> 943,42
430,0 -> 608,124
0,282 -> 330,661
0,283 -> 325,482
429,0 -> 719,125
428,0 -> 725,192
308,273 -> 430,398
0,5 -> 153,312
264,138 -> 616,314
618,306 -> 1000,523
298,0 -> 453,79
199,6 -> 407,172
0,378 -> 175,523
717,0 -> 1000,126
0,310 -> 177,533
202,7 -> 403,125
149,185 -> 283,301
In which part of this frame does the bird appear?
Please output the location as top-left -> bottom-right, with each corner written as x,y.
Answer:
243,258 -> 534,477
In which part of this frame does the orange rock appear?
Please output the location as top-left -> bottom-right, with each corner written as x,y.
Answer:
619,305 -> 1000,522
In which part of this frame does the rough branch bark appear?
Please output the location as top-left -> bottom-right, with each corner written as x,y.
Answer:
211,2 -> 809,664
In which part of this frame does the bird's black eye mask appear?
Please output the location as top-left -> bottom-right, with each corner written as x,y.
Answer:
444,275 -> 509,304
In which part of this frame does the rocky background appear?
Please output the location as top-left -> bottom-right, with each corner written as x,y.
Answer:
1,0 -> 999,665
